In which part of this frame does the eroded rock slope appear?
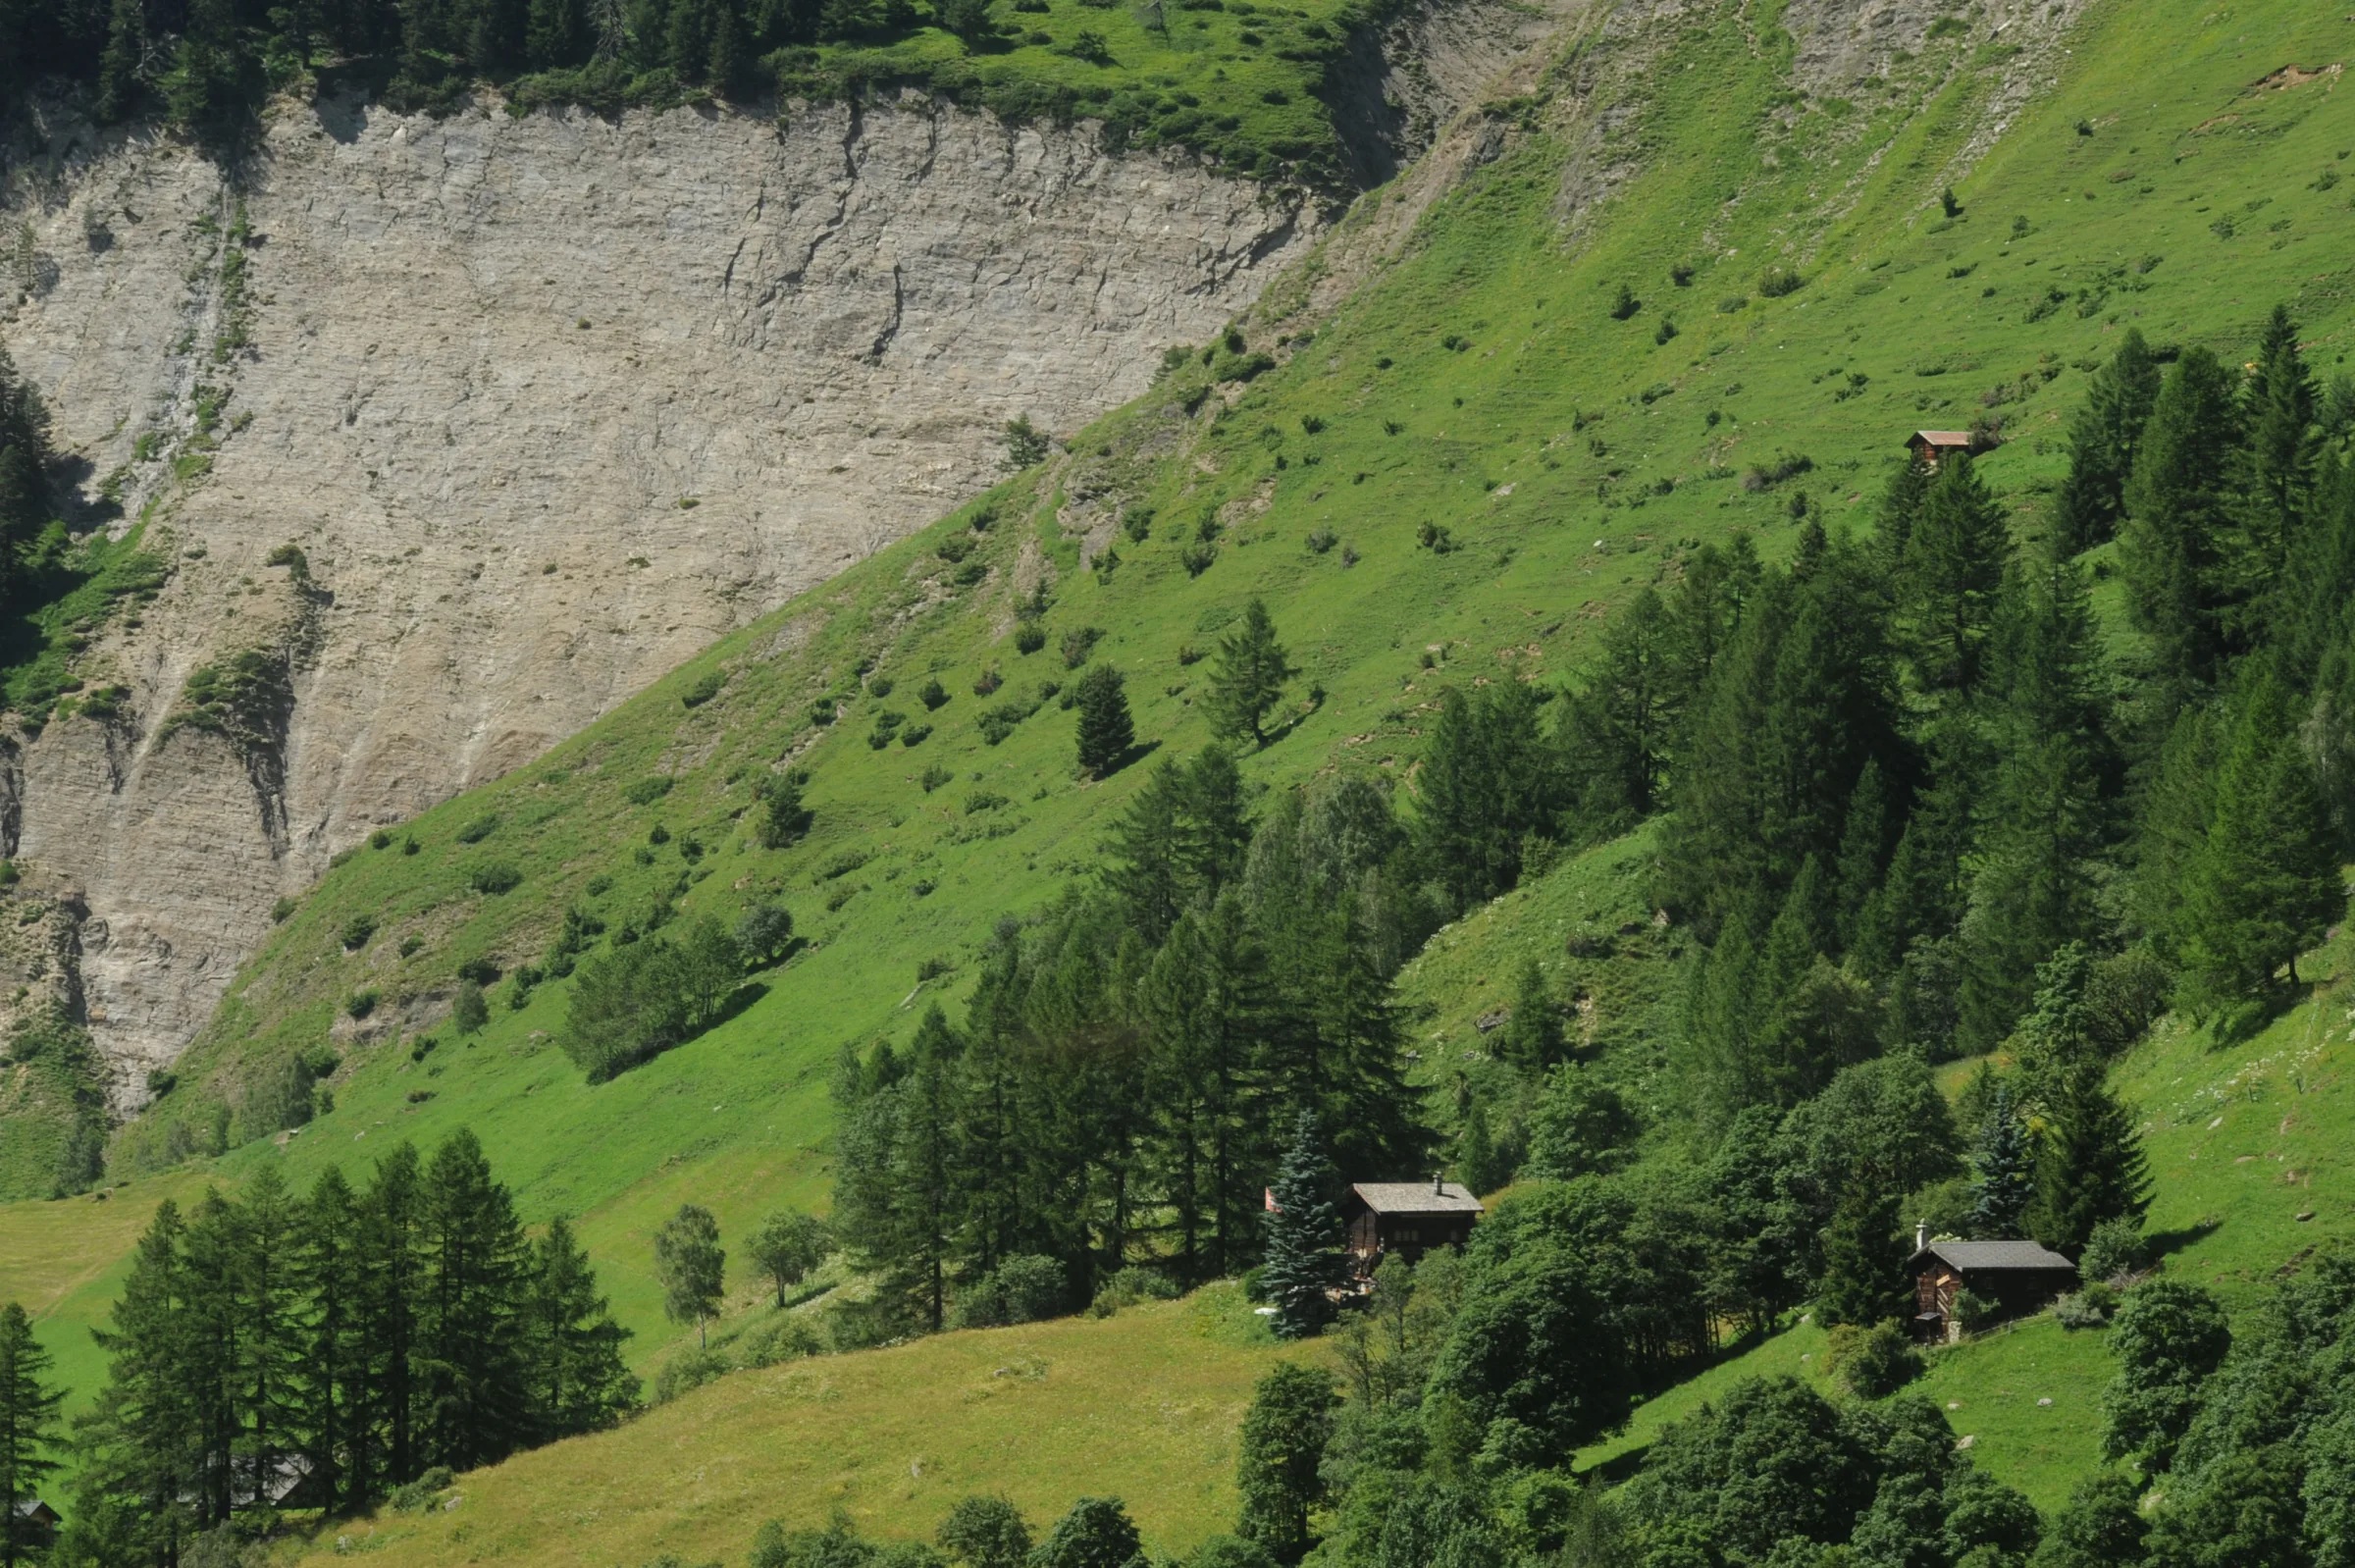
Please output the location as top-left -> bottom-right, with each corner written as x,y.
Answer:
1,91 -> 1320,1097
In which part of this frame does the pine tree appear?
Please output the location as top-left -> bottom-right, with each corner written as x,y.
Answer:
356,1141 -> 424,1490
2120,347 -> 2245,700
1073,662 -> 1134,777
1958,549 -> 2115,1050
1412,679 -> 1560,911
295,1166 -> 366,1514
1454,1100 -> 1505,1198
1900,451 -> 2013,702
1965,1085 -> 2036,1238
882,1005 -> 965,1332
234,1162 -> 305,1510
1492,956 -> 1563,1072
2242,303 -> 2318,578
2054,328 -> 2164,553
522,1216 -> 636,1442
2177,671 -> 2344,1002
82,1199 -> 204,1554
1831,760 -> 1894,955
1233,1361 -> 1338,1563
1875,453 -> 1934,567
1562,585 -> 1678,827
1261,1112 -> 1344,1341
2130,705 -> 2217,967
0,1301 -> 62,1568
653,1204 -> 726,1348
2034,1060 -> 2152,1256
1815,1180 -> 1908,1329
1206,599 -> 1297,747
526,0 -> 586,66
418,1128 -> 530,1471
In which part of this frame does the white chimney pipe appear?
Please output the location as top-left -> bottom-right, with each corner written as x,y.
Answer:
1915,1220 -> 1928,1251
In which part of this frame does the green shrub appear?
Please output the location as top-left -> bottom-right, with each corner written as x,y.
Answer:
346,989 -> 380,1020
1089,1266 -> 1181,1317
919,678 -> 950,709
369,828 -> 392,850
900,723 -> 932,748
1015,622 -> 1048,654
1758,267 -> 1807,297
1060,626 -> 1103,669
456,813 -> 500,843
920,764 -> 954,793
386,1467 -> 454,1513
2056,1283 -> 2120,1331
467,861 -> 523,895
682,670 -> 724,707
340,914 -> 375,950
757,771 -> 813,850
624,775 -> 675,807
956,1254 -> 1068,1328
736,1313 -> 822,1370
271,896 -> 296,924
652,1345 -> 731,1404
452,979 -> 490,1034
1826,1320 -> 1922,1397
2081,1218 -> 2149,1282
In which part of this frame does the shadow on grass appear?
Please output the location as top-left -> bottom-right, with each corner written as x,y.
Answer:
2205,986 -> 2309,1048
2147,1219 -> 2223,1262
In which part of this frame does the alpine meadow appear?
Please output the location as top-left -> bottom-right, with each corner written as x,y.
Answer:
7,0 -> 2355,1566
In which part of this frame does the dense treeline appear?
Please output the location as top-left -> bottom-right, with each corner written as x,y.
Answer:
37,1130 -> 633,1565
832,739 -> 1441,1332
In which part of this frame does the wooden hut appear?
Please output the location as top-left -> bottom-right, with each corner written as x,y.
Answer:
1907,430 -> 1975,468
1341,1179 -> 1485,1274
1908,1233 -> 2078,1341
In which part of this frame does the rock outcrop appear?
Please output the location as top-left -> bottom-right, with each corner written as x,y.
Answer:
0,90 -> 1320,1100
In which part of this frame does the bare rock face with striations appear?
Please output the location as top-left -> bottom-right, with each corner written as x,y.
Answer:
0,90 -> 1319,1100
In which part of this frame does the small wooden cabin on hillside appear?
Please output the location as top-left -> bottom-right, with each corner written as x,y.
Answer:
1908,430 -> 1975,468
1342,1179 -> 1485,1274
1909,1234 -> 2078,1341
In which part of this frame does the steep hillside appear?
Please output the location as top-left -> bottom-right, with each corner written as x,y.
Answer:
253,890 -> 2355,1566
8,0 -> 2355,1479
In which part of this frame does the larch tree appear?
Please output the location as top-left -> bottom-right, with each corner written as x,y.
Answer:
1073,661 -> 1134,777
1234,1361 -> 1340,1563
1206,598 -> 1297,747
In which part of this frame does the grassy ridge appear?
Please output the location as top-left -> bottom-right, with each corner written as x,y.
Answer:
6,0 -> 2354,1478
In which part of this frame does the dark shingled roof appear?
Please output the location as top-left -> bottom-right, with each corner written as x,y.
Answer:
1910,1239 -> 2077,1273
1349,1181 -> 1486,1216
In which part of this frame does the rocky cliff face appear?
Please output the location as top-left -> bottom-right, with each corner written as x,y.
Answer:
0,91 -> 1322,1101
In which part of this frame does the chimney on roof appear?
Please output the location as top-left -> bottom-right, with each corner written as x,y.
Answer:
1916,1220 -> 1928,1252
1435,1173 -> 1444,1195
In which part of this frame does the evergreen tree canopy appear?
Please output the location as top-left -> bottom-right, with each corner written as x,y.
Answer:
2120,347 -> 2246,698
0,1300 -> 62,1568
1262,1112 -> 1345,1341
1073,662 -> 1135,778
1234,1361 -> 1339,1563
1898,451 -> 2013,702
2034,1059 -> 2152,1257
1964,1085 -> 2036,1239
2055,327 -> 2164,553
1205,599 -> 1298,747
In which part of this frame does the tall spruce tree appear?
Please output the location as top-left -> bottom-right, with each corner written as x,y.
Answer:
234,1162 -> 305,1509
1965,1085 -> 2036,1238
1073,662 -> 1134,777
2177,671 -> 2343,1002
1412,680 -> 1560,911
1900,452 -> 2013,703
1562,585 -> 1680,829
358,1141 -> 425,1490
1493,956 -> 1564,1072
2120,348 -> 2245,702
2034,1060 -> 2152,1256
0,1302 -> 61,1568
1262,1112 -> 1344,1341
2242,304 -> 2319,578
1205,598 -> 1297,747
1815,1180 -> 1909,1328
2054,328 -> 2164,553
878,1006 -> 964,1332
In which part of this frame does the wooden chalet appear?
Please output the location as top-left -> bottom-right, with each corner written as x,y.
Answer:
1907,430 -> 1975,468
1341,1179 -> 1485,1274
12,1497 -> 62,1546
1908,1231 -> 2078,1342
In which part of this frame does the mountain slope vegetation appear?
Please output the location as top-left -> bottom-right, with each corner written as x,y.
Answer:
8,0 -> 2355,1559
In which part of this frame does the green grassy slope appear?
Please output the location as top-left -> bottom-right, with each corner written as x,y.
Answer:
282,1285 -> 1311,1566
8,0 -> 2355,1433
